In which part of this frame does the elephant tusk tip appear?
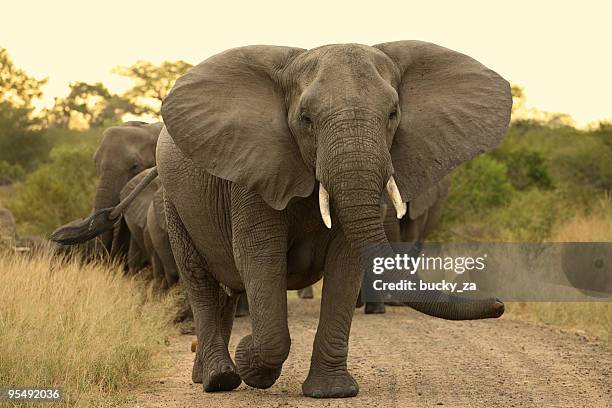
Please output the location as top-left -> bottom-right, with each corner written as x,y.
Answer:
323,218 -> 332,229
396,204 -> 407,219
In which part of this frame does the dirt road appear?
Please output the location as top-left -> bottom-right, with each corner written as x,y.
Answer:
128,299 -> 611,407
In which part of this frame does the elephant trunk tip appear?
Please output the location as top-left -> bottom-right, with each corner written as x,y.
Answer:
49,208 -> 118,245
491,298 -> 505,318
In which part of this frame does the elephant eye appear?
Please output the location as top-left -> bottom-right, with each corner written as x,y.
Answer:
389,109 -> 398,121
130,163 -> 140,172
300,113 -> 313,126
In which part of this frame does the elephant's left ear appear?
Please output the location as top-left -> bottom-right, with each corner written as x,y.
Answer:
374,41 -> 512,203
161,45 -> 313,210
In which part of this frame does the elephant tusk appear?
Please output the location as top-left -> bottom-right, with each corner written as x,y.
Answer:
319,183 -> 332,229
386,176 -> 406,219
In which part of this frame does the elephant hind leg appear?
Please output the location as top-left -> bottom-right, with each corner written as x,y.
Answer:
164,199 -> 240,392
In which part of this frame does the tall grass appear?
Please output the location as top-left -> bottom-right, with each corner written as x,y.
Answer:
505,195 -> 612,342
0,249 -> 175,407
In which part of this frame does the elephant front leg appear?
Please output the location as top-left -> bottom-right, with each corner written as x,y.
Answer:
165,199 -> 240,392
231,186 -> 291,390
303,236 -> 361,398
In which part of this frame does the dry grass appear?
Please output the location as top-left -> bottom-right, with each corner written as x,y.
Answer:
505,195 -> 612,342
0,249 -> 176,407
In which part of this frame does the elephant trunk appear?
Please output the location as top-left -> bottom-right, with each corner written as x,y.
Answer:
319,124 -> 504,321
93,170 -> 128,253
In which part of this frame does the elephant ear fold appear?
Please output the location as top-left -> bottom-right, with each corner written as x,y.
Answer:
162,45 -> 313,210
374,41 -> 512,203
408,176 -> 450,220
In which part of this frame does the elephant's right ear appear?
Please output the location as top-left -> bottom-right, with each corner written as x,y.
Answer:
162,45 -> 313,210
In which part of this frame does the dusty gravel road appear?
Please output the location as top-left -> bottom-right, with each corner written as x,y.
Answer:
128,298 -> 611,408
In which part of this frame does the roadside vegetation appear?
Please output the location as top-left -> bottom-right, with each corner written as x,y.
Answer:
0,249 -> 176,407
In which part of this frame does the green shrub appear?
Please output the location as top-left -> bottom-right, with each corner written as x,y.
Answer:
501,149 -> 553,190
493,189 -> 565,241
8,144 -> 97,236
0,160 -> 25,185
444,155 -> 514,222
554,139 -> 612,193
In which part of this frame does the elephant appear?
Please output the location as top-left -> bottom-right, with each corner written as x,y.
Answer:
121,169 -> 308,316
119,169 -> 167,280
52,41 -> 512,398
93,121 -> 163,258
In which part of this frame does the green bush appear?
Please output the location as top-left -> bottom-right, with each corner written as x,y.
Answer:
0,160 -> 25,185
444,155 -> 514,222
8,144 -> 97,236
432,120 -> 612,243
501,149 -> 553,190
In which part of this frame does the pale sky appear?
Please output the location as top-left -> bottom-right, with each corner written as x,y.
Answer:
2,0 -> 611,127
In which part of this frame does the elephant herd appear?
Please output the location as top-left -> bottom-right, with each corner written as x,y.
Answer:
52,41 -> 512,399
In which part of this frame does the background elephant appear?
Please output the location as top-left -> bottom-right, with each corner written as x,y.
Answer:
93,121 -> 162,258
120,170 -> 193,321
56,41 -> 511,397
119,169 -> 162,276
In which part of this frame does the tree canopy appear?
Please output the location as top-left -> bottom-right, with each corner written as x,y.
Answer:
113,60 -> 192,116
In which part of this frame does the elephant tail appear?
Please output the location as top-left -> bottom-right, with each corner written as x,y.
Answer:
50,167 -> 159,245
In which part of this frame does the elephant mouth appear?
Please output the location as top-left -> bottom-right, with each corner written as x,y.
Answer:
317,175 -> 406,229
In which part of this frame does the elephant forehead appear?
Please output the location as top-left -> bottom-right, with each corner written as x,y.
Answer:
291,44 -> 398,86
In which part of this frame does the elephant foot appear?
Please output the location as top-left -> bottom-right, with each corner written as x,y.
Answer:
234,294 -> 249,317
235,334 -> 282,389
302,368 -> 359,398
364,302 -> 386,314
298,286 -> 314,299
192,350 -> 203,383
202,363 -> 241,392
192,345 -> 241,392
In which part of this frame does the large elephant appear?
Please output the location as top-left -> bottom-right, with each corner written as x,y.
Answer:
93,121 -> 163,257
155,41 -> 510,397
53,41 -> 511,398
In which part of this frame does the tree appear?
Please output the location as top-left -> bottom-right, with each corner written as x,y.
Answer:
0,48 -> 49,169
113,60 -> 192,116
44,81 -> 135,129
0,48 -> 47,110
511,84 -> 525,116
